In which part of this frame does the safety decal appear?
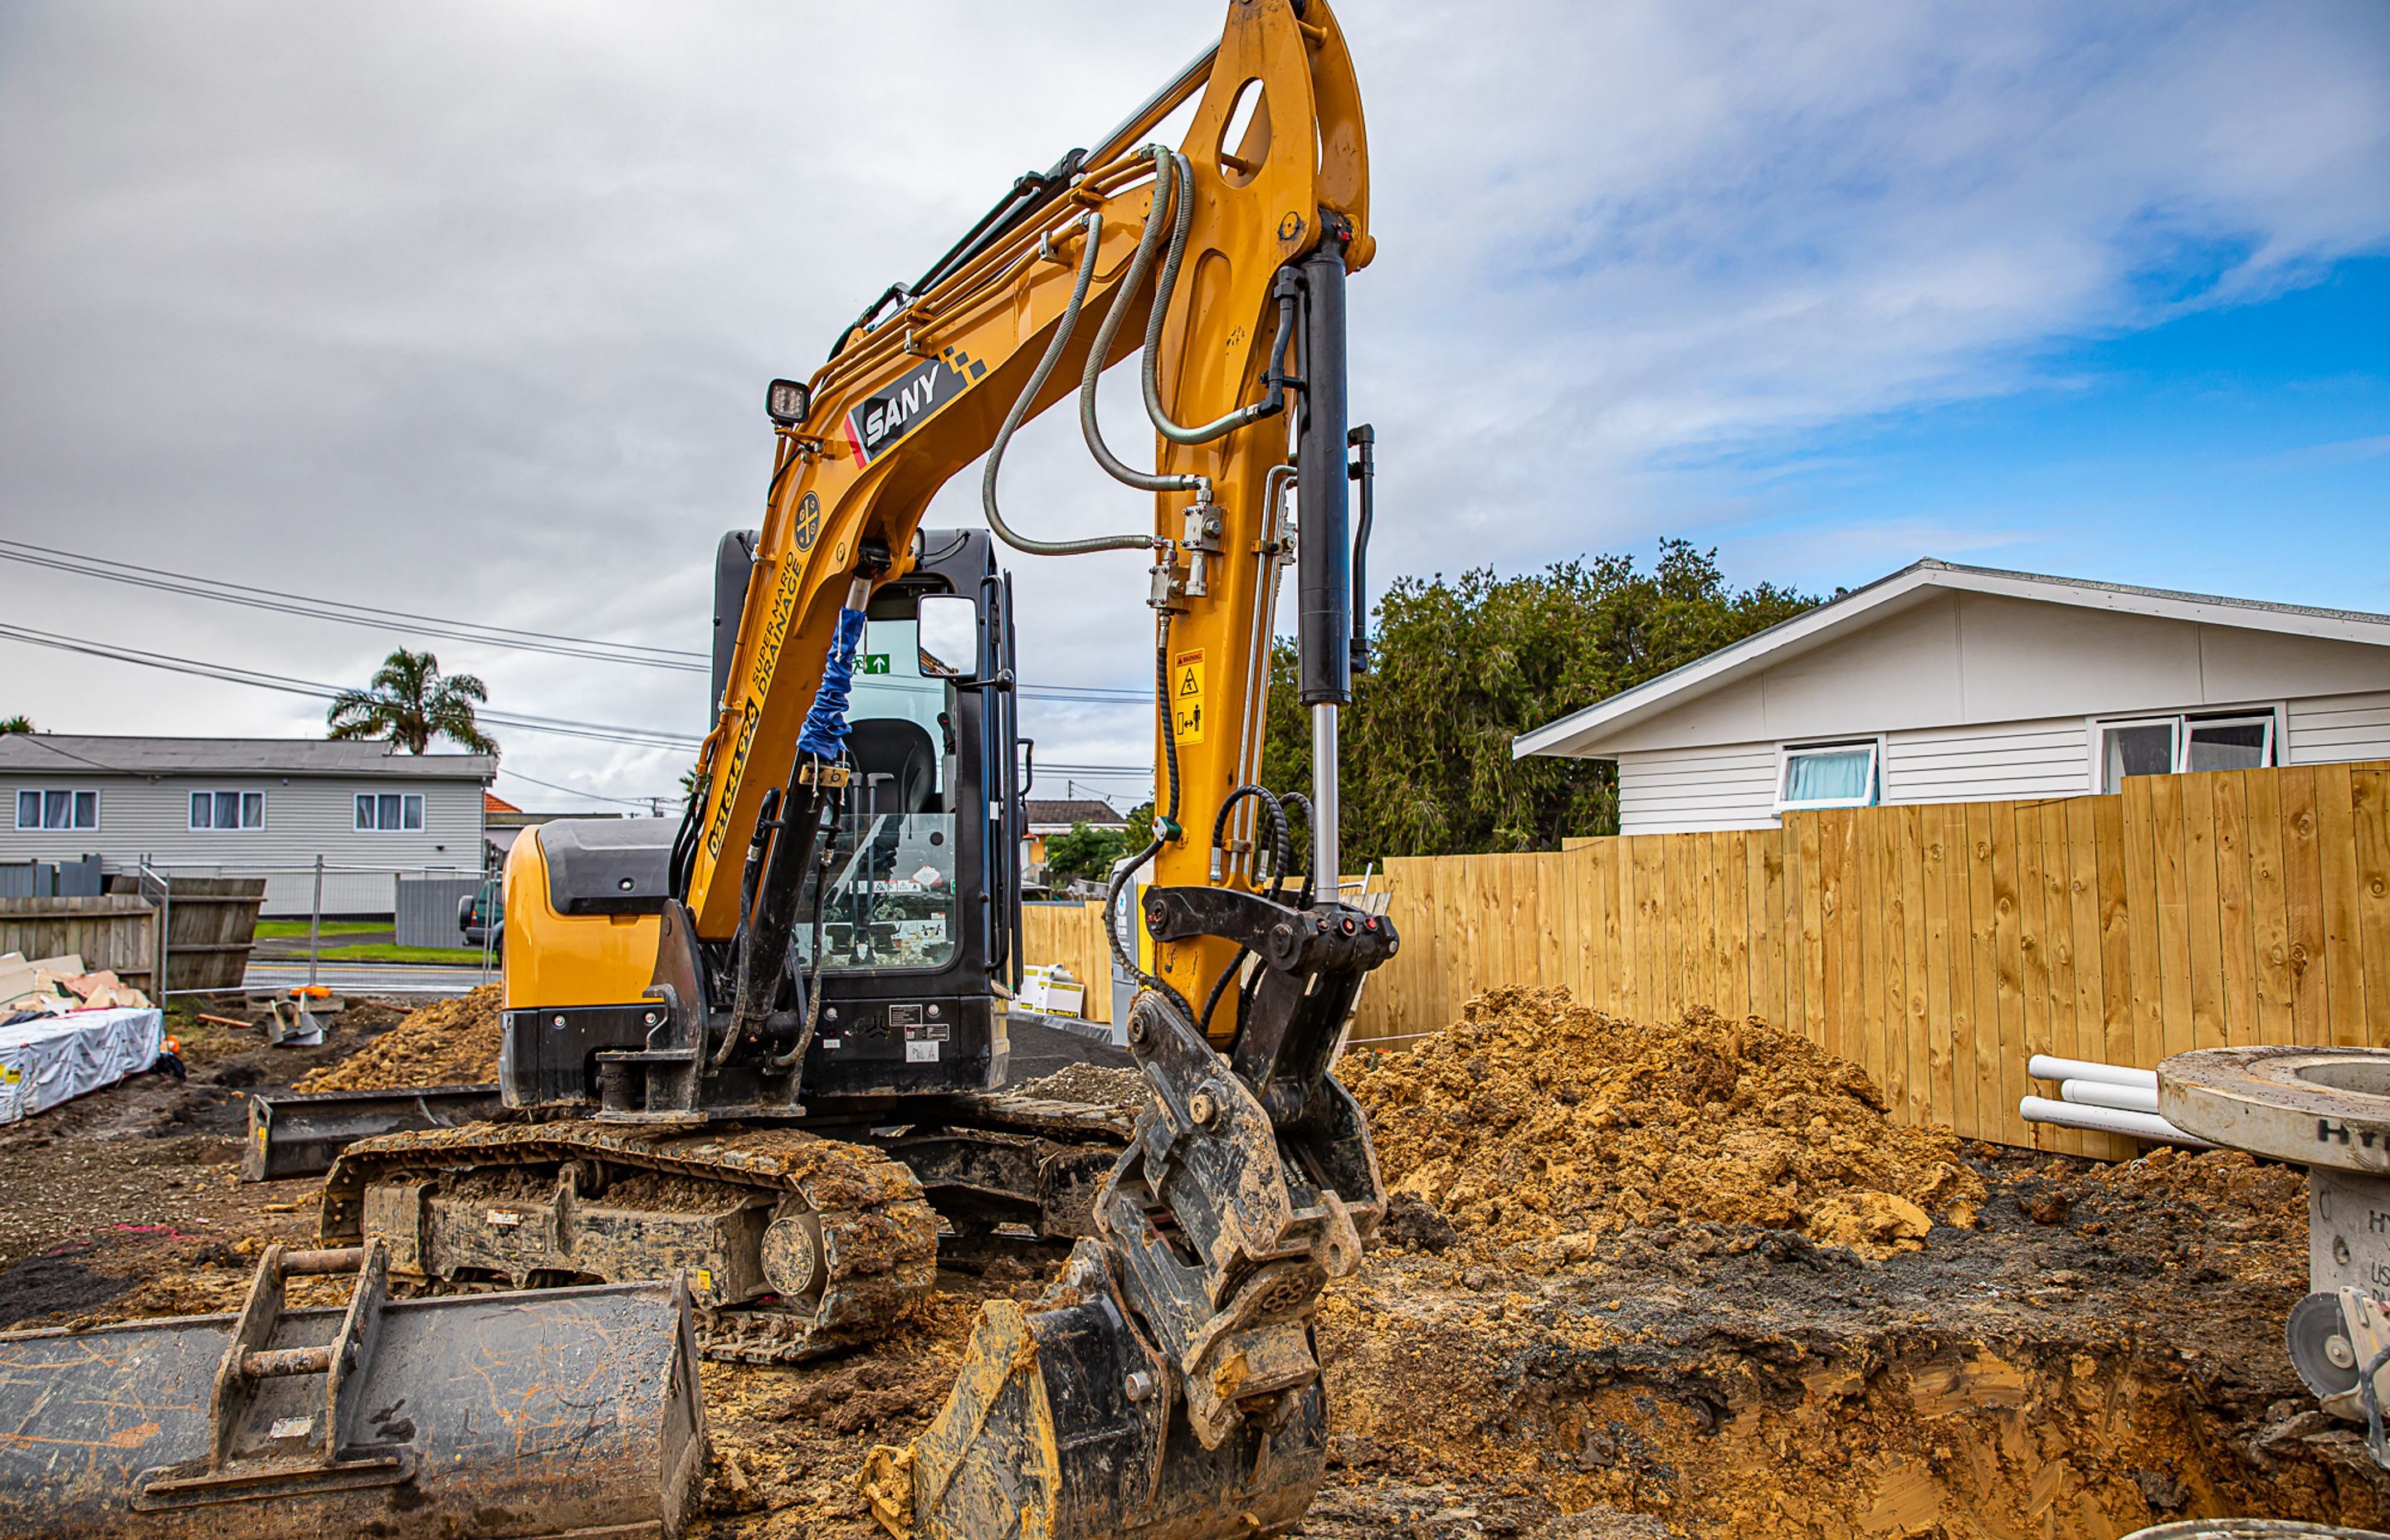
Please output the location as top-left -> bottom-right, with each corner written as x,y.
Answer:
842,347 -> 984,466
1171,649 -> 1206,746
793,490 -> 821,553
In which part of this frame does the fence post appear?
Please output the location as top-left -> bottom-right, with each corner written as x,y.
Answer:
307,854 -> 325,991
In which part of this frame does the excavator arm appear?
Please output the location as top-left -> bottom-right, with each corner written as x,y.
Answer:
671,0 -> 1373,1052
656,3 -> 1391,1534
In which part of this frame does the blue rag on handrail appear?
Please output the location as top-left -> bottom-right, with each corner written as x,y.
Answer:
795,607 -> 870,760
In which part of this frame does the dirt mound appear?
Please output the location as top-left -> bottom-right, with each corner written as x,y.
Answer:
1343,987 -> 1982,1259
295,985 -> 501,1092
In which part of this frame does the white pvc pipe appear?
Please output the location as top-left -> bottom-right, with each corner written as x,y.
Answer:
2060,1078 -> 2161,1114
2028,1054 -> 2158,1090
2018,1094 -> 2212,1148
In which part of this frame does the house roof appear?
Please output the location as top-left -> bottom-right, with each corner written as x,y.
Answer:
1514,558 -> 2390,762
0,734 -> 498,781
484,791 -> 522,814
1024,797 -> 1125,830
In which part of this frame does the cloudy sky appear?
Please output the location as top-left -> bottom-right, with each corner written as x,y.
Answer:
2,1 -> 2384,811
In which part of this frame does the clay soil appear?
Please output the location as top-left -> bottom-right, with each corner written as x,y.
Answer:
2,985 -> 2381,1539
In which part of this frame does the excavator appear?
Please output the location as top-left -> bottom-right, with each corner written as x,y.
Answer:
0,3 -> 1388,1536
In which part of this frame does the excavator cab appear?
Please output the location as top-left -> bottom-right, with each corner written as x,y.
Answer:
495,525 -> 1023,1111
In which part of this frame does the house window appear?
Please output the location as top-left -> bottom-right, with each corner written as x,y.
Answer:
2098,711 -> 2276,791
190,791 -> 265,831
1778,740 -> 1880,811
355,792 -> 425,831
14,789 -> 98,831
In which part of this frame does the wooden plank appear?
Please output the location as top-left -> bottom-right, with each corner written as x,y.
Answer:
2181,772 -> 2227,1053
1743,831 -> 1768,1025
2149,774 -> 2196,1068
2012,802 -> 2052,1149
1820,811 -> 1853,1062
1722,830 -> 1751,1019
1693,831 -> 1717,1012
1759,830 -> 1788,1029
2090,795 -> 2133,1072
2060,797 -> 2107,1155
1798,813 -> 1828,1053
1870,809 -> 1905,1125
2354,768 -> 2390,1047
1632,836 -> 1663,1019
2120,777 -> 2165,1073
1921,803 -> 1957,1136
2245,768 -> 2295,1043
1965,801 -> 2003,1146
2039,799 -> 2080,1153
2281,766 -> 2329,1042
2319,764 -> 2367,1047
1900,805 -> 1932,1131
1597,837 -> 1625,1015
2212,771 -> 2257,1047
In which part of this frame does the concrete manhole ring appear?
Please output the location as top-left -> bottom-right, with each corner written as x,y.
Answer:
2159,1045 -> 2390,1172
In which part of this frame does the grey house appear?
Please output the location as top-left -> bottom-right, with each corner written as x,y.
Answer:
0,736 -> 495,916
1515,561 -> 2390,835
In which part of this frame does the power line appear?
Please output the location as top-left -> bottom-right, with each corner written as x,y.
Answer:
0,622 -> 702,752
499,765 -> 673,809
0,538 -> 705,669
0,536 -> 1155,704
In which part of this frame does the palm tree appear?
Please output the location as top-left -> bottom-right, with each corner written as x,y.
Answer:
0,715 -> 31,734
326,649 -> 499,755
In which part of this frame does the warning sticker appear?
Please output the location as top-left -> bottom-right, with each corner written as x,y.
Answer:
1171,649 -> 1206,745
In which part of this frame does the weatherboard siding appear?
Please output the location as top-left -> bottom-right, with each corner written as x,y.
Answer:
0,773 -> 486,915
1882,718 -> 2093,804
1613,745 -> 1780,834
2288,690 -> 2390,764
1612,692 -> 2390,836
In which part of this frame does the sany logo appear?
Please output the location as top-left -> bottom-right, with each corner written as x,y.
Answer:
841,348 -> 983,466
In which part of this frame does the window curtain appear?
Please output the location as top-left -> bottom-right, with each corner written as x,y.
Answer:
1786,748 -> 1873,804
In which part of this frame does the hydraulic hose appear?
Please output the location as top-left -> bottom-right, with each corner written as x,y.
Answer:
1143,151 -> 1288,446
981,211 -> 1158,558
1079,149 -> 1205,497
1102,612 -> 1192,1023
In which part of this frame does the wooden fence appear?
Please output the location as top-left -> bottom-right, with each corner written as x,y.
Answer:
1011,762 -> 2390,1153
1021,902 -> 1119,1025
1353,761 -> 2390,1153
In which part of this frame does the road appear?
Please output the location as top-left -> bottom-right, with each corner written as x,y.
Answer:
239,960 -> 493,997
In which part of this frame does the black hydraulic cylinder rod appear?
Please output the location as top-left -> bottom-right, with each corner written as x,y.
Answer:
1295,227 -> 1352,708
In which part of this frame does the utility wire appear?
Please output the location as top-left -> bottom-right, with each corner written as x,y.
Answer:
498,765 -> 673,809
0,535 -> 1154,704
0,537 -> 703,666
0,622 -> 701,751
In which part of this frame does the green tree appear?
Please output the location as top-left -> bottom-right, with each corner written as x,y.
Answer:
1045,821 -> 1131,882
326,648 -> 500,755
0,715 -> 31,734
1259,541 -> 1814,862
1122,800 -> 1157,852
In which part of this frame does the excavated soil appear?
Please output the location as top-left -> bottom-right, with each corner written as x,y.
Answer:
0,984 -> 2375,1539
1343,988 -> 1983,1260
295,983 -> 501,1090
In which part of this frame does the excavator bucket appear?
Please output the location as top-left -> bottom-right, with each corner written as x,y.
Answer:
858,1251 -> 1326,1540
0,1240 -> 707,1540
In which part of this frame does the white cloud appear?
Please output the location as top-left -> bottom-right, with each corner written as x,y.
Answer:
0,0 -> 2383,802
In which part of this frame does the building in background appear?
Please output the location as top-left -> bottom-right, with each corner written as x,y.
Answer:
0,735 -> 495,915
1515,560 -> 2390,835
1021,797 -> 1128,891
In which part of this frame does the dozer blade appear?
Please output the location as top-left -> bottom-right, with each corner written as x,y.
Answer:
242,1082 -> 503,1181
0,1240 -> 706,1540
859,1251 -> 1325,1540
